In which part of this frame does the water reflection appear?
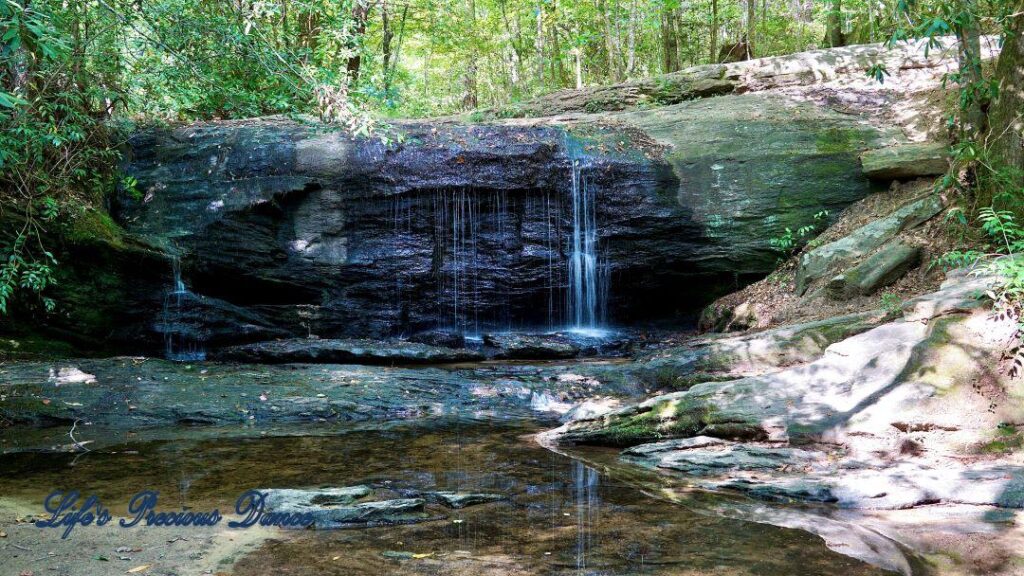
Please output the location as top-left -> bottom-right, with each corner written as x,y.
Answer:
573,460 -> 599,572
0,420 -> 892,575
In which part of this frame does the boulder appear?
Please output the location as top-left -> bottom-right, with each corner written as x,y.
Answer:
861,142 -> 948,180
211,338 -> 484,365
796,194 -> 942,294
826,241 -> 922,300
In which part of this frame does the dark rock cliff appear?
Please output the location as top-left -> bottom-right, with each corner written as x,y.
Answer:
108,93 -> 889,351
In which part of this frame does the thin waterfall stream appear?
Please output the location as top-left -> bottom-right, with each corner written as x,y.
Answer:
565,137 -> 608,335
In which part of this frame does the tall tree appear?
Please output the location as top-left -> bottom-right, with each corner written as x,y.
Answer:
827,0 -> 845,47
987,12 -> 1023,187
347,0 -> 373,83
710,0 -> 719,62
463,0 -> 479,109
661,2 -> 681,72
954,0 -> 985,138
747,0 -> 756,57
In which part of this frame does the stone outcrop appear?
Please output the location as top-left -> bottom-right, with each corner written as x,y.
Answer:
548,270 -> 996,447
631,310 -> 885,390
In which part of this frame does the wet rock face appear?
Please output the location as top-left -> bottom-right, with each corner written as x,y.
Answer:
119,97 -> 885,348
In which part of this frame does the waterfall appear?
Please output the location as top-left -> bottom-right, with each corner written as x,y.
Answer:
565,139 -> 607,333
433,189 -> 487,336
160,255 -> 206,361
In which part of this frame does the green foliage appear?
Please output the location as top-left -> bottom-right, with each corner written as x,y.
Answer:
880,292 -> 902,315
866,62 -> 890,84
769,210 -> 830,257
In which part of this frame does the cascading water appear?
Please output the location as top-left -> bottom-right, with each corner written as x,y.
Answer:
159,255 -> 206,361
565,137 -> 607,334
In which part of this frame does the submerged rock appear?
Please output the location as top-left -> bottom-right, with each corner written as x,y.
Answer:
427,491 -> 505,509
211,338 -> 484,365
261,488 -> 429,529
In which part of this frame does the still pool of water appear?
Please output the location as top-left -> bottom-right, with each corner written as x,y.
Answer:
0,420 -> 893,575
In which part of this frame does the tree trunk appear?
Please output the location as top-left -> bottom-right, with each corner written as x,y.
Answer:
626,0 -> 637,74
548,2 -> 565,86
346,0 -> 372,84
827,0 -> 845,47
385,4 -> 408,91
747,0 -> 755,58
661,5 -> 680,73
987,13 -> 1023,189
500,0 -> 526,86
463,0 -> 479,109
956,0 -> 985,139
599,0 -> 619,82
710,0 -> 719,63
535,3 -> 545,85
572,47 -> 583,89
381,0 -> 393,75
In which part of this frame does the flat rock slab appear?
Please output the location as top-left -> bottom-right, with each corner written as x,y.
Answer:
629,310 -> 883,390
625,443 -> 823,476
483,334 -> 580,360
211,338 -> 485,365
861,142 -> 948,180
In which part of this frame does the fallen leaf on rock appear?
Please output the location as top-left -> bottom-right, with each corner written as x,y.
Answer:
0,530 -> 6,537
127,565 -> 151,573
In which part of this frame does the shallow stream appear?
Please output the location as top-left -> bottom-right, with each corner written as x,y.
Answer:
0,418 -> 894,575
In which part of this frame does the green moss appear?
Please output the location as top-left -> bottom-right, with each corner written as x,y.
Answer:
62,207 -> 126,248
982,424 -> 1023,453
0,334 -> 79,360
567,397 -> 722,447
814,128 -> 859,154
